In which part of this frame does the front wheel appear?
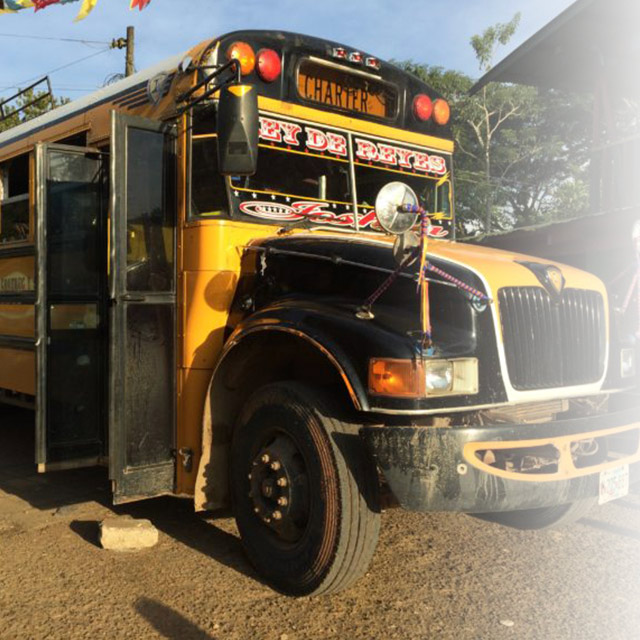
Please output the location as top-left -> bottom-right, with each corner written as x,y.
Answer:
230,382 -> 381,596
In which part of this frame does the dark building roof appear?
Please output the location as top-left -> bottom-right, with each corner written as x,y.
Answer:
471,0 -> 640,97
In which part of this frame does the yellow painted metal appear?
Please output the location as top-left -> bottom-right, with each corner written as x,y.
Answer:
176,367 -> 213,494
176,219 -> 281,495
0,304 -> 34,337
0,348 -> 35,395
0,255 -> 35,294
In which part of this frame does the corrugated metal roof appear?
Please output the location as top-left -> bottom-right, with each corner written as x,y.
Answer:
470,0 -> 639,97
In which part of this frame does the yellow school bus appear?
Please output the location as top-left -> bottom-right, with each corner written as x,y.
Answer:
0,30 -> 638,596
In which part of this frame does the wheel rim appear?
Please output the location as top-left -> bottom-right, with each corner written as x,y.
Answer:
248,430 -> 310,544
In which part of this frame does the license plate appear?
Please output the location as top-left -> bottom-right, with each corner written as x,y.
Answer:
599,464 -> 629,505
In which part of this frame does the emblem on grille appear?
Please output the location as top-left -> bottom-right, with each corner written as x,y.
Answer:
516,261 -> 566,300
545,266 -> 565,295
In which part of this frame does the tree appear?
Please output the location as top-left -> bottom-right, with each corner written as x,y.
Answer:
397,14 -> 592,235
0,86 -> 67,134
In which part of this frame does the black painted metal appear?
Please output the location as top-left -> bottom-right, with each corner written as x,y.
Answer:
361,406 -> 640,512
499,287 -> 605,390
108,112 -> 177,504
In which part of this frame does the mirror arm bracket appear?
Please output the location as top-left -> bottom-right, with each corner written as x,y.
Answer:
176,58 -> 241,115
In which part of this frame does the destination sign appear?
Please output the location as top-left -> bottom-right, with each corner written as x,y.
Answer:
297,59 -> 397,119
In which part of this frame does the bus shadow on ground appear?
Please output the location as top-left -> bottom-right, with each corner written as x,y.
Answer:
0,406 -> 259,587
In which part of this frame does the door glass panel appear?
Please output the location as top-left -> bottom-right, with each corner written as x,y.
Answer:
124,303 -> 174,468
126,128 -> 175,292
47,151 -> 103,295
47,307 -> 103,463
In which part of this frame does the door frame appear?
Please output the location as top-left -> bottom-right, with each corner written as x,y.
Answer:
108,111 -> 177,503
34,142 -> 107,472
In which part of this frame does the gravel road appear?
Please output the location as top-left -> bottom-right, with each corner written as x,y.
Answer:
1,405 -> 639,640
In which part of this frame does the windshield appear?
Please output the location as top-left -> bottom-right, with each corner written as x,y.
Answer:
195,113 -> 453,237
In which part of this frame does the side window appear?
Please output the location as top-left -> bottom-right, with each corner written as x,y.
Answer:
190,114 -> 228,217
0,153 -> 30,244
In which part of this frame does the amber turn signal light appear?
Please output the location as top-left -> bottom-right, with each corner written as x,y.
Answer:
433,98 -> 450,125
369,358 -> 423,398
227,41 -> 256,76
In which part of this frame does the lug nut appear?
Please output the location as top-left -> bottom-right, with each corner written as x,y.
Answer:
254,507 -> 259,514
248,473 -> 252,480
272,510 -> 282,520
277,477 -> 288,487
277,497 -> 288,507
270,461 -> 281,471
261,453 -> 270,464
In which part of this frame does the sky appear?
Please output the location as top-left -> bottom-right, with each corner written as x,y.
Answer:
0,0 -> 576,103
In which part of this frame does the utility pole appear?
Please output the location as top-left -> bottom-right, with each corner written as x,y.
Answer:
111,26 -> 135,78
125,26 -> 135,77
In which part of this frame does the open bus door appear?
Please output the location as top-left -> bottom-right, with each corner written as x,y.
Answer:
108,112 -> 177,504
34,143 -> 108,471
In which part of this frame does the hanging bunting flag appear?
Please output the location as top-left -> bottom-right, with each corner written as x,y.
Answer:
73,0 -> 97,21
0,0 -> 152,19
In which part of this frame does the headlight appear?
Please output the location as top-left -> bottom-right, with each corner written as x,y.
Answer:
369,357 -> 478,397
621,348 -> 636,379
425,361 -> 453,392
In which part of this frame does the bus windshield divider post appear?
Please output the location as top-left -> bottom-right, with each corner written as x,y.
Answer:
177,59 -> 241,115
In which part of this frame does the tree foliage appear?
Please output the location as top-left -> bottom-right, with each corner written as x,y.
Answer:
0,87 -> 67,134
397,14 -> 592,236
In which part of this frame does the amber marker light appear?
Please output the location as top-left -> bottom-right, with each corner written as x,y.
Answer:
413,94 -> 433,121
433,98 -> 451,125
369,358 -> 423,397
227,41 -> 256,75
257,48 -> 282,82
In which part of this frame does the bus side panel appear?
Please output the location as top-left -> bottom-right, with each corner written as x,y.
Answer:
0,304 -> 34,338
0,255 -> 35,293
177,220 -> 280,496
0,348 -> 35,395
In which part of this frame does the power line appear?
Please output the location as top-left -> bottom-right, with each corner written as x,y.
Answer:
2,48 -> 113,95
0,32 -> 110,46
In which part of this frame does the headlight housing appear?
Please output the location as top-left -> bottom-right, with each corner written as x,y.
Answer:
369,357 -> 478,397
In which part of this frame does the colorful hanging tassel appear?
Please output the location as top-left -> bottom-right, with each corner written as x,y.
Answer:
0,0 -> 152,19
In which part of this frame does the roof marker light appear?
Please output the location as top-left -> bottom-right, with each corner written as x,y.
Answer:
349,51 -> 363,64
257,49 -> 281,82
365,57 -> 381,70
227,41 -> 256,76
332,47 -> 347,60
413,94 -> 433,122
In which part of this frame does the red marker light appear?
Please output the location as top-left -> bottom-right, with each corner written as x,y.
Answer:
257,49 -> 281,82
433,98 -> 451,125
413,94 -> 433,121
365,57 -> 380,70
227,41 -> 256,76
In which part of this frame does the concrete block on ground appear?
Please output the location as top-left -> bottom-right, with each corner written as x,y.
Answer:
99,517 -> 159,551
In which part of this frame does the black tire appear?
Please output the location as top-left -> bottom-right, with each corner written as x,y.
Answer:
474,498 -> 597,530
230,382 -> 381,596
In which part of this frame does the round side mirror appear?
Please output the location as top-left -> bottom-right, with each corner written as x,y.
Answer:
374,182 -> 419,235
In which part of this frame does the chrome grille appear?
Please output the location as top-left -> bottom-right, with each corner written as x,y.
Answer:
498,287 -> 606,391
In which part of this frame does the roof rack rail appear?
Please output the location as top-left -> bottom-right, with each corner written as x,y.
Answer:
0,76 -> 54,124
